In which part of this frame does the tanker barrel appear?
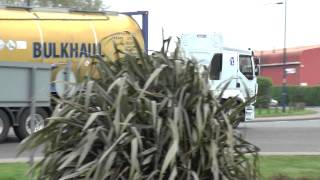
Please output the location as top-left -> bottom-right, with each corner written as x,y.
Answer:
0,8 -> 145,81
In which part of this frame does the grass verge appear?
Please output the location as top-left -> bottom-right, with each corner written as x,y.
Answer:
259,155 -> 320,180
1,156 -> 320,180
255,108 -> 317,117
0,163 -> 29,180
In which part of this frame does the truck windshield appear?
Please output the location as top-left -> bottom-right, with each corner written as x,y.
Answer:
239,55 -> 253,80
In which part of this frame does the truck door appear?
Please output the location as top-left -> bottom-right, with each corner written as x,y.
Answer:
210,51 -> 238,92
237,54 -> 256,101
221,51 -> 238,88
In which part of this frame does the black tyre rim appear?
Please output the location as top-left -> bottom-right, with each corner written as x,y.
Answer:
0,117 -> 3,135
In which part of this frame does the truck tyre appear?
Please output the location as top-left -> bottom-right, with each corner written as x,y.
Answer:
231,110 -> 245,128
0,109 -> 10,143
220,99 -> 245,128
14,108 -> 48,140
223,107 -> 244,129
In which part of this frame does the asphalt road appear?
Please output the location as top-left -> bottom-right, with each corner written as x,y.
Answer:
1,119 -> 320,161
238,119 -> 320,152
0,128 -> 42,160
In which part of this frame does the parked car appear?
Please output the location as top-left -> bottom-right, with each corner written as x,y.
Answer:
269,98 -> 278,107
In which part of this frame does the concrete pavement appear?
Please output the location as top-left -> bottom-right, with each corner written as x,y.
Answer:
0,157 -> 43,163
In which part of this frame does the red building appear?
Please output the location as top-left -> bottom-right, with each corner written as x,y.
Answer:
255,45 -> 320,86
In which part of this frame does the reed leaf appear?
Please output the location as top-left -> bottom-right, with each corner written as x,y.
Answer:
19,35 -> 259,180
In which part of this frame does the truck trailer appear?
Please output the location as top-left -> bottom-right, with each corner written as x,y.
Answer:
0,6 -> 146,142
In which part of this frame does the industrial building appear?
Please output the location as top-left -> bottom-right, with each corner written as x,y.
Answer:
255,45 -> 320,86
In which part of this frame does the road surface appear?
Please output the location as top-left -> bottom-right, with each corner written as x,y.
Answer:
1,119 -> 320,161
0,128 -> 41,160
238,119 -> 320,152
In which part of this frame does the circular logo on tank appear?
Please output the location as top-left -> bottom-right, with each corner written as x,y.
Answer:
0,40 -> 5,50
6,40 -> 16,51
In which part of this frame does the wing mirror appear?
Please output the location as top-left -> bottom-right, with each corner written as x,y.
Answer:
254,57 -> 260,76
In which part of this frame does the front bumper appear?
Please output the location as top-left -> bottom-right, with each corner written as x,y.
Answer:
245,105 -> 255,121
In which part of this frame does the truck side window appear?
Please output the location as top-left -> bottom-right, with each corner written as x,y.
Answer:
209,53 -> 222,80
239,55 -> 253,80
254,57 -> 260,76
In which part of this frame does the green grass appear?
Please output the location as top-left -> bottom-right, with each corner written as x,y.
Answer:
259,155 -> 320,180
0,163 -> 29,180
255,108 -> 317,117
2,156 -> 320,180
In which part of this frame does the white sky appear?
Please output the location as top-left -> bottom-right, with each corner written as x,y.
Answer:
104,0 -> 320,51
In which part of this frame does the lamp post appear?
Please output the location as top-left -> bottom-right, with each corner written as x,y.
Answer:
276,0 -> 287,112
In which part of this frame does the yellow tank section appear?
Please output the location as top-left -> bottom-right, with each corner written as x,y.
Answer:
0,7 -> 144,81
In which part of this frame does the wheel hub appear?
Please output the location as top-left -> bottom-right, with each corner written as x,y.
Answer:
26,114 -> 45,135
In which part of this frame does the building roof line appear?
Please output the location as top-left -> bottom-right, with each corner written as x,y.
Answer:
260,61 -> 300,67
255,45 -> 320,55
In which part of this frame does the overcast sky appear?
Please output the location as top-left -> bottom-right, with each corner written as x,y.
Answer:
104,0 -> 320,51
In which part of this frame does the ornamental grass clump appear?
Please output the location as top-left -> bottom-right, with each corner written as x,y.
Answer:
20,35 -> 259,180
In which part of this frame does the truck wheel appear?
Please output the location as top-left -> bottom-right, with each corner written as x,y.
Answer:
231,110 -> 245,128
224,108 -> 244,129
0,109 -> 10,143
14,108 -> 48,140
220,99 -> 245,129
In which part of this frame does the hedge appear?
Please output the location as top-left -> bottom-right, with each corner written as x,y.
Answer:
271,86 -> 320,106
256,77 -> 273,108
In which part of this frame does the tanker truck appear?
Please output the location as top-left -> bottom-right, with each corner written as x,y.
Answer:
0,6 -> 147,142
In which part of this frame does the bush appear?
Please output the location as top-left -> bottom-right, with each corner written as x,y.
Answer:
272,86 -> 320,106
256,76 -> 273,108
19,37 -> 259,179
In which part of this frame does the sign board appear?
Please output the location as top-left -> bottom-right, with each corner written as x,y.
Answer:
285,68 -> 296,74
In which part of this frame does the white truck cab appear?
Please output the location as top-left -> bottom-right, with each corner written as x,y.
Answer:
180,33 -> 259,124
